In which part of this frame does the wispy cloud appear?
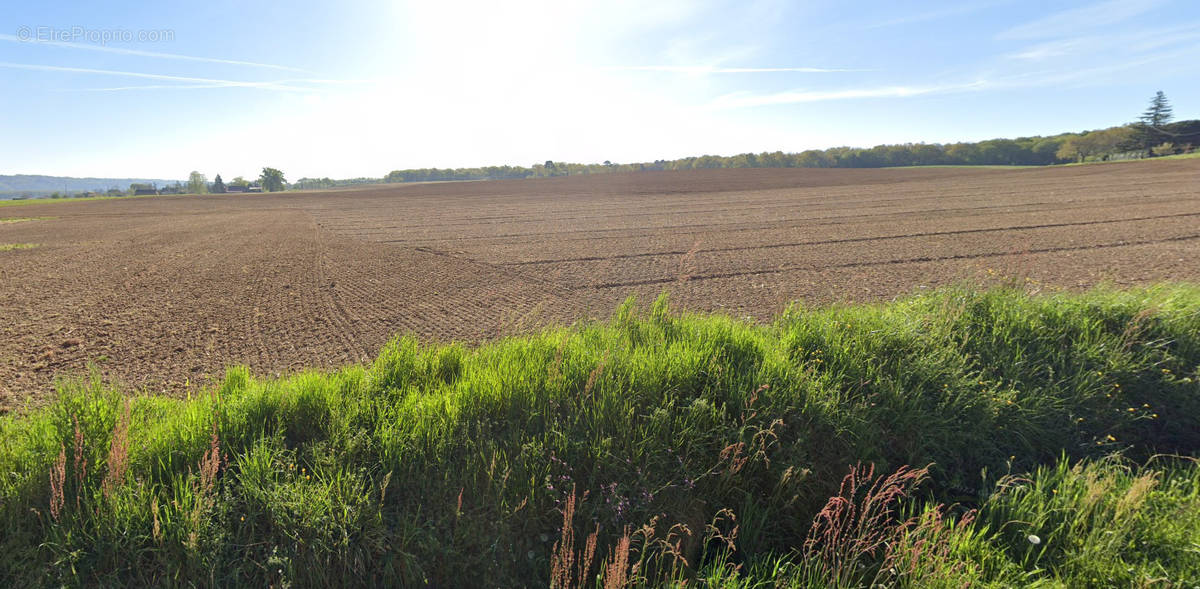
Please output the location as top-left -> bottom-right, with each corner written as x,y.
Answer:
1007,38 -> 1088,61
1005,22 -> 1200,61
0,33 -> 305,72
68,83 -> 251,92
69,78 -> 377,92
996,44 -> 1200,88
705,81 -> 989,109
996,0 -> 1167,40
605,65 -> 868,74
0,61 -> 313,91
702,42 -> 1197,111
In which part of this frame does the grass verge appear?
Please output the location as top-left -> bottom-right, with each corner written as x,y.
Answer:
0,243 -> 38,251
0,193 -> 200,208
0,195 -> 133,208
1,285 -> 1198,586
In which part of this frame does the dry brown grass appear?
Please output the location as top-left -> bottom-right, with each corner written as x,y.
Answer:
803,463 -> 930,580
102,400 -> 131,498
550,487 -> 599,589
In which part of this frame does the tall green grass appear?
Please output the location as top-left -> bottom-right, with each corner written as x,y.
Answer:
1,285 -> 1198,586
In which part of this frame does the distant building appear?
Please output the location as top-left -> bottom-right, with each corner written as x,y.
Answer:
246,186 -> 263,193
225,185 -> 248,193
133,188 -> 159,196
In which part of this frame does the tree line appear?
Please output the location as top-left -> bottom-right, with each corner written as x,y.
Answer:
382,92 -> 1195,183
174,167 -> 287,195
291,177 -> 381,190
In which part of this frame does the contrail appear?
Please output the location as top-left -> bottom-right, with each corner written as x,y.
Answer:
0,61 -> 313,91
0,33 -> 306,72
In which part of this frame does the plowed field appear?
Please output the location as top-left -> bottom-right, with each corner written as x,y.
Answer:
2,160 -> 1198,408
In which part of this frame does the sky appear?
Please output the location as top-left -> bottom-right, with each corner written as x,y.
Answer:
1,0 -> 1198,180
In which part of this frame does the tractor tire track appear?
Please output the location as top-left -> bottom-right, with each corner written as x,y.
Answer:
505,210 -> 1200,266
590,233 -> 1200,289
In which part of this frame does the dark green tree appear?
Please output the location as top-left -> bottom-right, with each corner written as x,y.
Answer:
128,182 -> 156,195
1141,91 -> 1174,127
259,167 -> 287,192
211,174 -> 226,193
1137,91 -> 1175,155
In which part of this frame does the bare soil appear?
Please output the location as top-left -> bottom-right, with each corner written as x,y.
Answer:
2,160 -> 1198,408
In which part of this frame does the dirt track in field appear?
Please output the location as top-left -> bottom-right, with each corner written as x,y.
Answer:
1,160 -> 1198,408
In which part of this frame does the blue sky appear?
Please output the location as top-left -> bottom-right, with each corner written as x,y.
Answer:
1,0 -> 1198,179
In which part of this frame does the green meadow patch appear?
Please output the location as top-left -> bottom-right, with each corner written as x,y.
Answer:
1,285 -> 1198,586
0,216 -> 52,224
0,193 -> 172,208
0,243 -> 38,251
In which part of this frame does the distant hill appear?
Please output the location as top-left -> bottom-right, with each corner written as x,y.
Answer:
0,174 -> 181,198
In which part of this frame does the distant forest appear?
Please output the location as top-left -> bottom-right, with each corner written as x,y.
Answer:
377,118 -> 1199,184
